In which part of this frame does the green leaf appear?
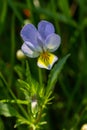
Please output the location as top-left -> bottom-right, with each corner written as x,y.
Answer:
0,103 -> 19,117
14,65 -> 24,79
17,79 -> 30,90
17,79 -> 31,99
58,0 -> 71,18
14,117 -> 30,128
8,0 -> 23,23
0,117 -> 4,130
25,60 -> 32,85
46,54 -> 70,95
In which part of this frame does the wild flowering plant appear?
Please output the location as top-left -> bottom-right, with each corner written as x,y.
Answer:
20,20 -> 61,70
0,20 -> 70,130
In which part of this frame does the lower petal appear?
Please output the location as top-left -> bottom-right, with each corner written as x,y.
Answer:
21,43 -> 40,58
37,52 -> 58,70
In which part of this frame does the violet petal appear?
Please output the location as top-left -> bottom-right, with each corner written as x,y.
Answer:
38,20 -> 55,40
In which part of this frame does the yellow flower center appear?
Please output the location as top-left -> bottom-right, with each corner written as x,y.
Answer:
37,51 -> 58,70
40,52 -> 50,62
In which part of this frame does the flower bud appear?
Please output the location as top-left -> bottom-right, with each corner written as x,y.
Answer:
81,124 -> 87,130
31,99 -> 38,116
16,49 -> 26,60
33,0 -> 40,7
24,19 -> 31,25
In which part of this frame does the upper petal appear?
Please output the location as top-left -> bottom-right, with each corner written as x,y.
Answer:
21,43 -> 40,58
20,24 -> 38,45
45,33 -> 61,52
38,20 -> 55,40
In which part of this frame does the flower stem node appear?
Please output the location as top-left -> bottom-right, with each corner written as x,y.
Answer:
20,20 -> 61,70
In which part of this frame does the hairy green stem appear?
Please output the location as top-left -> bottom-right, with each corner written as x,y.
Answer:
38,68 -> 43,87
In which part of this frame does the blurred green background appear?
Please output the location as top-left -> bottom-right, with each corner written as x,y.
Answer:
0,0 -> 87,130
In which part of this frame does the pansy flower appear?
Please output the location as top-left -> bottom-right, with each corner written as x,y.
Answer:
20,20 -> 61,70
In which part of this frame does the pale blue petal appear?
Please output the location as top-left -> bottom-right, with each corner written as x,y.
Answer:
25,41 -> 42,53
21,43 -> 40,58
38,20 -> 55,40
20,24 -> 38,45
45,34 -> 61,52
